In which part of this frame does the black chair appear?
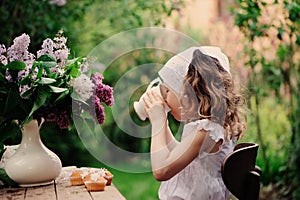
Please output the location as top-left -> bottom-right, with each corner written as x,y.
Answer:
221,143 -> 261,200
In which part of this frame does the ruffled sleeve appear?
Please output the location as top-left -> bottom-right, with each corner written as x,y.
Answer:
183,119 -> 224,142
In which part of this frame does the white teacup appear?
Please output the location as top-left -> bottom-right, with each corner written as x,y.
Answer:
134,85 -> 170,121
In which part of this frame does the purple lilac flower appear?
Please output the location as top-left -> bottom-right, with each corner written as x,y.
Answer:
38,107 -> 70,129
93,96 -> 105,124
57,110 -> 70,129
91,72 -> 114,106
91,73 -> 104,85
95,84 -> 114,106
46,112 -> 58,122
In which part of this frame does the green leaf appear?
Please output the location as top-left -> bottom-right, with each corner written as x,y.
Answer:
3,87 -> 19,115
20,87 -> 35,98
66,57 -> 82,67
18,76 -> 31,86
49,85 -> 68,93
0,120 -> 20,143
28,88 -> 50,117
38,77 -> 56,84
6,61 -> 26,70
0,143 -> 4,157
37,66 -> 44,78
0,71 -> 5,82
22,116 -> 33,127
34,61 -> 57,69
36,54 -> 56,62
277,27 -> 284,40
70,67 -> 80,78
70,92 -> 89,106
75,113 -> 96,137
0,168 -> 18,187
64,57 -> 83,78
54,90 -> 69,103
41,61 -> 57,68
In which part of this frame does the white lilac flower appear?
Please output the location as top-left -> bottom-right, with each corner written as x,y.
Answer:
80,61 -> 89,73
18,66 -> 38,96
37,38 -> 55,58
0,55 -> 7,65
0,44 -> 6,54
70,74 -> 94,101
24,53 -> 35,69
52,34 -> 70,64
19,85 -> 31,97
6,33 -> 35,63
6,34 -> 35,82
49,0 -> 67,7
50,65 -> 64,74
53,36 -> 67,49
54,49 -> 69,62
5,71 -> 12,82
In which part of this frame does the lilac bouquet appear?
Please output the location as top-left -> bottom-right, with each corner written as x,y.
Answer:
0,31 -> 114,144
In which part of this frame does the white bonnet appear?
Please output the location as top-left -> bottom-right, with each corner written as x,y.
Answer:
158,46 -> 230,95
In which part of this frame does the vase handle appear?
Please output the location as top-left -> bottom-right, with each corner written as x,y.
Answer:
39,118 -> 45,129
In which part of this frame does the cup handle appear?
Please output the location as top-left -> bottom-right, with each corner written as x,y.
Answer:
146,77 -> 162,91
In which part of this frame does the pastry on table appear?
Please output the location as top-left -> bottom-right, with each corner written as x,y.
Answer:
87,168 -> 114,186
84,173 -> 107,191
70,170 -> 87,186
103,170 -> 114,185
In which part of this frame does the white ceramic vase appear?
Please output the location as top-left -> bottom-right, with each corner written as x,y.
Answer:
5,119 -> 62,187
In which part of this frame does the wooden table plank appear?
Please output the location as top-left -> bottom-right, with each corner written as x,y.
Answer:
55,181 -> 92,200
89,184 -> 126,200
0,166 -> 126,200
0,187 -> 26,200
25,184 -> 56,200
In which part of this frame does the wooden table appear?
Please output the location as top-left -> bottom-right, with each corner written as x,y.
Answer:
0,166 -> 126,200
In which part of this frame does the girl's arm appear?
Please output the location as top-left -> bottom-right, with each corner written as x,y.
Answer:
144,91 -> 215,181
165,123 -> 179,150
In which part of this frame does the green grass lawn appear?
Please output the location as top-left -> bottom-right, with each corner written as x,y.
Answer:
109,169 -> 160,200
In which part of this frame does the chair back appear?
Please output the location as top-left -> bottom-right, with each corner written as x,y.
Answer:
221,143 -> 261,200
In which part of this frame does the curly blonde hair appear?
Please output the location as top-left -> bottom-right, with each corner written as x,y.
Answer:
181,49 -> 246,139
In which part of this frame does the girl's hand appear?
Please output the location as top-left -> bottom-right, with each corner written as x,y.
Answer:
143,90 -> 167,122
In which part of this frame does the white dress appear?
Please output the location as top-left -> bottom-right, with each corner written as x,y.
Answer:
158,119 -> 235,200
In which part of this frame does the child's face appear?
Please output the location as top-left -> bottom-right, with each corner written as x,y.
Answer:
160,84 -> 182,121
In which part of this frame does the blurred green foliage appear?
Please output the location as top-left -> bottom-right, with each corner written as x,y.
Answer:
0,0 -> 92,53
233,0 -> 300,198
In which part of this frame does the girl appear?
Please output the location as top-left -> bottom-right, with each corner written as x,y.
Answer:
143,47 -> 246,200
